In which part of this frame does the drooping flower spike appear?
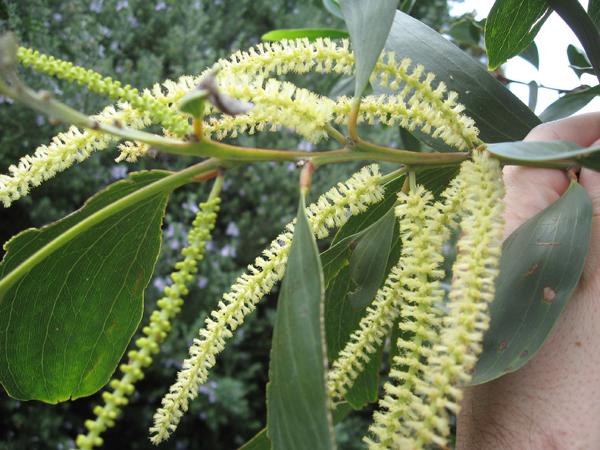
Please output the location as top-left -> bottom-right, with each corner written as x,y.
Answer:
365,151 -> 504,449
150,164 -> 385,444
327,175 -> 463,403
0,104 -> 149,208
74,177 -> 223,450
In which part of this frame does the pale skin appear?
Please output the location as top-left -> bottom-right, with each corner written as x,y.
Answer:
457,112 -> 600,450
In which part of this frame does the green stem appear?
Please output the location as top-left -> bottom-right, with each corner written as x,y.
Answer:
208,174 -> 225,201
348,97 -> 361,143
324,123 -> 348,146
380,166 -> 409,185
0,158 -> 229,298
355,139 -> 470,165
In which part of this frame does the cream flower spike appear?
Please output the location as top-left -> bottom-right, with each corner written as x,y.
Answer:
365,188 -> 450,449
0,104 -> 149,207
210,76 -> 335,143
366,152 -> 504,450
212,38 -> 479,150
327,178 -> 463,403
150,165 -> 385,444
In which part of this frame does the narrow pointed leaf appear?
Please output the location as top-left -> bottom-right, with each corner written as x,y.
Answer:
485,0 -> 549,70
0,171 -> 170,402
488,140 -> 600,170
378,11 -> 540,144
266,195 -> 335,450
347,208 -> 396,308
262,28 -> 348,42
590,0 -> 600,31
528,80 -> 539,111
547,0 -> 600,81
323,0 -> 343,19
519,41 -> 540,69
567,44 -> 594,78
539,85 -> 600,122
471,181 -> 592,384
323,209 -> 397,409
340,0 -> 398,97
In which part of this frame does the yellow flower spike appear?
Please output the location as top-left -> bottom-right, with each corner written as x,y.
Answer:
365,152 -> 503,450
150,165 -> 385,444
0,104 -> 149,207
410,151 -> 504,449
115,141 -> 150,163
364,189 -> 447,449
327,178 -> 464,405
210,38 -> 479,150
73,178 -> 223,450
210,76 -> 335,143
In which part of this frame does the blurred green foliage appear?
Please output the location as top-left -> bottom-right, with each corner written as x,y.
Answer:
0,0 -> 454,448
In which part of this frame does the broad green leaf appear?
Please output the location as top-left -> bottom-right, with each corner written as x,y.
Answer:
262,28 -> 348,42
340,0 -> 398,97
488,140 -> 600,169
567,44 -> 594,78
590,0 -> 600,31
528,81 -> 539,111
519,41 -> 540,69
266,195 -> 335,450
323,0 -> 343,19
547,0 -> 600,81
239,403 -> 353,450
378,11 -> 540,144
0,171 -> 170,403
471,181 -> 592,384
323,209 -> 397,409
539,85 -> 600,122
485,0 -> 550,70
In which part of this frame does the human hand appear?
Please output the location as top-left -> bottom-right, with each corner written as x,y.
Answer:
457,112 -> 600,450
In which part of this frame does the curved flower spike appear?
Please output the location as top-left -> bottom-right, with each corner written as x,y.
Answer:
0,104 -> 149,208
73,179 -> 223,450
150,165 -> 385,444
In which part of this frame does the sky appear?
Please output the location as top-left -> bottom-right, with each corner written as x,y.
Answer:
449,0 -> 600,116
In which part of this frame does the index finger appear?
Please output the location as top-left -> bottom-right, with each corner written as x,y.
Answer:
526,112 -> 600,146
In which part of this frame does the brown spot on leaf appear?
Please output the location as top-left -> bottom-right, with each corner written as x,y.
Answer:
520,350 -> 529,358
575,341 -> 582,347
543,287 -> 556,304
497,341 -> 508,352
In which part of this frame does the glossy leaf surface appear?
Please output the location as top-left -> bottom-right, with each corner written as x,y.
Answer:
539,85 -> 600,122
488,140 -> 600,170
266,195 -> 335,450
0,171 -> 170,402
485,0 -> 549,70
340,0 -> 398,97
